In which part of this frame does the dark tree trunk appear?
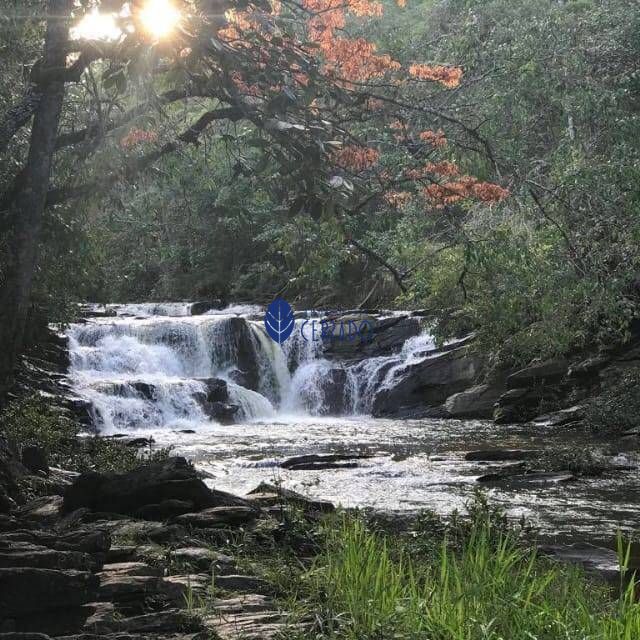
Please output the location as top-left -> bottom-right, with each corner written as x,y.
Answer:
0,0 -> 72,405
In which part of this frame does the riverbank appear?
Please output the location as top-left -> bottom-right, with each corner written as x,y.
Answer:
0,452 -> 638,638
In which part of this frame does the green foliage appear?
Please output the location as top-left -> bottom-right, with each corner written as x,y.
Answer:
585,369 -> 640,434
304,509 -> 640,639
0,395 -> 169,473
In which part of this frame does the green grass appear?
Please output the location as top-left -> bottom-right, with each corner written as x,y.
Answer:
302,515 -> 640,640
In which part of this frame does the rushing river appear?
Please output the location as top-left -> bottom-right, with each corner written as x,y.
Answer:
65,303 -> 640,543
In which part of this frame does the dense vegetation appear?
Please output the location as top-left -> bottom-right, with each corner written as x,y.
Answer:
1,0 -> 639,385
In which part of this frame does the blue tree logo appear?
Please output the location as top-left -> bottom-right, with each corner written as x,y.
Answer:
264,298 -> 295,344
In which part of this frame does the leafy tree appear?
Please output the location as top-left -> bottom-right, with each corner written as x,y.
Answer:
0,0 -> 506,400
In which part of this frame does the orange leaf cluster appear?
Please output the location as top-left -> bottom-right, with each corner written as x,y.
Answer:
425,160 -> 459,176
332,145 -> 380,172
423,176 -> 509,208
419,129 -> 447,147
322,37 -> 400,82
349,0 -> 384,17
120,129 -> 158,149
409,64 -> 463,88
303,0 -> 399,82
384,191 -> 413,207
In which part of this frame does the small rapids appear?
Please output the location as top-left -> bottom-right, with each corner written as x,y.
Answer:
64,303 -> 640,539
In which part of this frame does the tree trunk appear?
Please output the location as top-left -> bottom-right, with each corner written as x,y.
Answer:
0,0 -> 72,405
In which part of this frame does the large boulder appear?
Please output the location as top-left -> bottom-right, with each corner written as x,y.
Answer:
444,383 -> 505,419
506,358 -> 568,389
193,378 -> 239,424
61,457 -> 251,517
372,342 -> 482,417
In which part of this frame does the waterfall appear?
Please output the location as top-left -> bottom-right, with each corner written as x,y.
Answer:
66,303 -> 436,431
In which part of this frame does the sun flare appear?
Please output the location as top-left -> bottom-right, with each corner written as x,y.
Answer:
72,1 -> 181,42
72,9 -> 120,41
139,0 -> 181,39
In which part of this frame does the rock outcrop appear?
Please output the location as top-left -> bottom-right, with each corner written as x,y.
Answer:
62,457 -> 252,516
372,337 -> 481,417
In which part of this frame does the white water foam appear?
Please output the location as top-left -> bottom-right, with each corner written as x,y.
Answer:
66,303 -> 435,432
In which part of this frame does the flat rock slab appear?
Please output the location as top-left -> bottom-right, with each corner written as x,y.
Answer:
0,528 -> 111,553
97,574 -> 164,601
173,506 -> 257,528
14,495 -> 63,525
477,470 -> 577,485
214,574 -> 272,595
205,595 -> 307,640
280,453 -> 373,470
246,482 -> 334,513
465,449 -> 541,462
538,543 -> 621,584
97,561 -> 162,578
0,567 -> 99,616
84,607 -> 203,634
0,548 -> 94,571
169,546 -> 236,573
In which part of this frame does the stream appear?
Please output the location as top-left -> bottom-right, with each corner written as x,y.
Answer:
65,303 -> 640,544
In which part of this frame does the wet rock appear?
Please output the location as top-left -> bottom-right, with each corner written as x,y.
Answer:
316,368 -> 348,415
532,405 -> 585,427
247,482 -> 334,513
465,449 -> 541,462
372,340 -> 482,417
191,300 -> 222,315
506,358 -> 568,389
21,446 -> 49,475
538,543 -> 621,584
494,386 -> 563,424
205,402 -> 240,425
477,470 -> 577,485
0,568 -> 99,616
62,457 -> 251,516
445,383 -> 505,419
280,453 -> 373,470
173,506 -> 258,528
201,378 -> 229,403
567,356 -> 609,379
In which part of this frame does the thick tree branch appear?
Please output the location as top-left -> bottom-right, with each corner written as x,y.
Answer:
55,88 -> 213,150
0,86 -> 43,153
347,236 -> 408,294
45,106 -> 243,206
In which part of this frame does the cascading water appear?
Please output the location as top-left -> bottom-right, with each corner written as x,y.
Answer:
66,303 -> 436,432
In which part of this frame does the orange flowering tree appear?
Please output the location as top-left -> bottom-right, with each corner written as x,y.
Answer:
37,0 -> 508,217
